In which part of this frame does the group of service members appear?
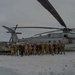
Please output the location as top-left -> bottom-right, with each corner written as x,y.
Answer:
11,41 -> 65,56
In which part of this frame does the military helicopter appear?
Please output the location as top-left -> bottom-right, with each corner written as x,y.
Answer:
16,0 -> 75,51
2,0 -> 75,50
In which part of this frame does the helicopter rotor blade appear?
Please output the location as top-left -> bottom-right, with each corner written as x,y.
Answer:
37,0 -> 67,28
15,32 -> 22,34
14,24 -> 18,31
34,29 -> 62,36
16,26 -> 60,29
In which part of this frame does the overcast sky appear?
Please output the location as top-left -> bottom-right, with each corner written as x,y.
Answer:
0,0 -> 75,41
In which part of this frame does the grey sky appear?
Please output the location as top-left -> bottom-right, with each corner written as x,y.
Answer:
0,0 -> 75,41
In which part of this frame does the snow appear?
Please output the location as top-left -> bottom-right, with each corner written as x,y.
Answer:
0,52 -> 75,75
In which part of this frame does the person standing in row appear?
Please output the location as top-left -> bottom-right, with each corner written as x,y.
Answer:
18,44 -> 24,57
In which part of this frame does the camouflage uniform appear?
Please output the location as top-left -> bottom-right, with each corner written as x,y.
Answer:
45,43 -> 49,54
49,43 -> 54,55
41,43 -> 45,55
33,44 -> 37,55
25,44 -> 29,55
12,43 -> 18,55
28,44 -> 32,55
55,43 -> 59,54
58,42 -> 63,55
61,42 -> 65,55
58,41 -> 61,54
38,43 -> 42,55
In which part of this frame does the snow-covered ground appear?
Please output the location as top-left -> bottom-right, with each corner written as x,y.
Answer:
0,52 -> 75,75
